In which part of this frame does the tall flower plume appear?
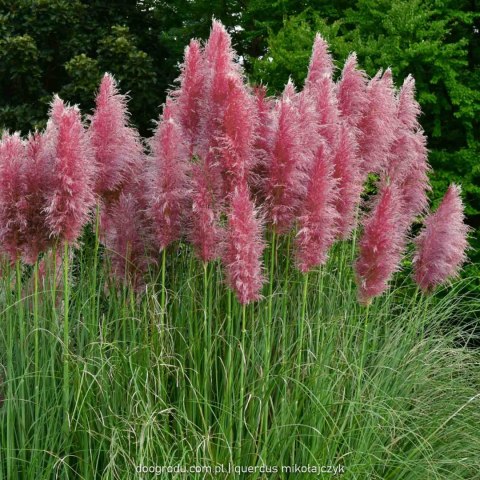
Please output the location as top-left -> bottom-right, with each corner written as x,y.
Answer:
172,39 -> 205,155
45,96 -> 96,244
250,85 -> 273,199
89,73 -> 143,199
200,20 -> 241,157
21,132 -> 54,264
332,123 -> 363,239
304,33 -> 338,146
386,76 -> 431,224
218,75 -> 257,196
355,184 -> 405,304
357,69 -> 398,175
295,143 -> 338,272
265,80 -> 309,233
336,53 -> 368,129
148,100 -> 190,250
413,184 -> 469,292
223,182 -> 265,304
0,132 -> 27,262
189,158 -> 223,263
104,153 -> 154,290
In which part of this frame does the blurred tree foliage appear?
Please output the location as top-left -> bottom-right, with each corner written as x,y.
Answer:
0,0 -> 478,259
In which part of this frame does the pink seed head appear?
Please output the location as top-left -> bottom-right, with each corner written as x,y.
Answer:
413,184 -> 469,292
148,99 -> 191,250
45,97 -> 96,245
265,80 -> 310,233
90,73 -> 143,197
355,183 -> 406,303
223,182 -> 265,304
0,132 -> 27,262
332,123 -> 363,239
357,69 -> 398,175
295,143 -> 339,272
172,39 -> 205,154
336,53 -> 369,129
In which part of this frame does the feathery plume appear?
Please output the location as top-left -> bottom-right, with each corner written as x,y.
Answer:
223,182 -> 265,304
189,157 -> 223,262
305,34 -> 334,88
105,191 -> 153,290
396,74 -> 421,130
148,100 -> 190,250
336,53 -> 368,129
304,34 -> 338,146
413,184 -> 469,292
200,20 -> 241,156
386,76 -> 431,224
357,69 -> 398,174
250,85 -> 273,198
295,143 -> 338,272
45,96 -> 95,244
90,73 -> 143,199
218,75 -> 257,196
172,39 -> 205,155
332,123 -> 363,239
355,184 -> 405,303
0,132 -> 27,262
265,80 -> 309,233
21,132 -> 54,264
104,152 -> 154,290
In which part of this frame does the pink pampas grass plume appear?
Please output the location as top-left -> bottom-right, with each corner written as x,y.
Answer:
200,20 -> 241,157
357,69 -> 398,174
0,132 -> 27,262
386,76 -> 431,223
305,34 -> 334,88
332,123 -> 363,239
218,75 -> 257,196
45,96 -> 96,244
336,53 -> 368,129
105,190 -> 153,290
355,184 -> 405,304
148,100 -> 190,250
89,73 -> 143,198
304,34 -> 338,146
189,157 -> 223,262
103,151 -> 154,290
250,85 -> 274,198
223,182 -> 265,304
295,143 -> 339,272
21,132 -> 55,264
265,80 -> 309,233
387,75 -> 424,182
413,184 -> 469,292
397,74 -> 421,131
172,39 -> 205,155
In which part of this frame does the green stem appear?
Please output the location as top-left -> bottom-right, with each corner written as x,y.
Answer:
63,242 -> 70,438
238,303 -> 247,462
33,262 -> 39,446
15,259 -> 26,467
203,262 -> 210,432
297,271 -> 309,378
358,302 -> 371,395
261,231 -> 276,450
